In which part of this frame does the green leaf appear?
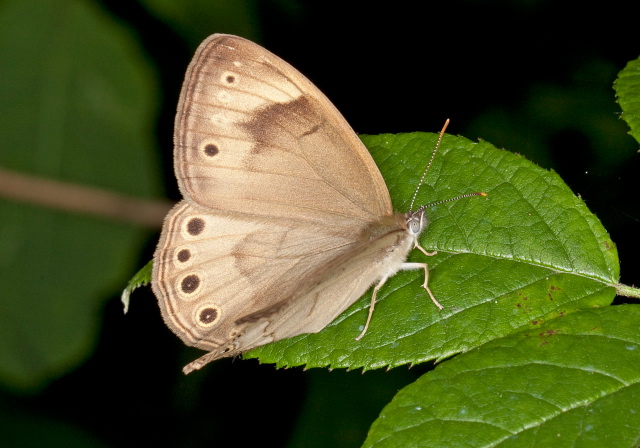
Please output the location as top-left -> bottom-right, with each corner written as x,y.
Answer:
0,0 -> 160,391
139,0 -> 261,47
363,305 -> 640,448
121,259 -> 153,314
614,55 -> 640,145
248,132 -> 619,370
469,61 -> 632,170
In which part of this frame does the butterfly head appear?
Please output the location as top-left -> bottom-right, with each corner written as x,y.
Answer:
406,207 -> 427,237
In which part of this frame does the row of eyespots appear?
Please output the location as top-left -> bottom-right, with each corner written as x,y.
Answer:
175,216 -> 220,327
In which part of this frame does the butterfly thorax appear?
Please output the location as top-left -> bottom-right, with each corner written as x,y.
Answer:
354,210 -> 423,282
355,211 -> 423,269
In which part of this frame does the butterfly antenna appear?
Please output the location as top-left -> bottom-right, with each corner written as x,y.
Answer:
409,119 -> 450,212
422,191 -> 487,211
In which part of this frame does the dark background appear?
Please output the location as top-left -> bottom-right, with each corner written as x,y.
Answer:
1,1 -> 638,447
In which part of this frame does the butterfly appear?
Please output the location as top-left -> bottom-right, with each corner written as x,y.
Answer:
151,34 -> 484,374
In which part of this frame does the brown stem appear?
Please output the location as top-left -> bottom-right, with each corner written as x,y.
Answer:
0,167 -> 172,228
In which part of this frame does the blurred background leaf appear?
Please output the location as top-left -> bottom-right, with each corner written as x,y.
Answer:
138,0 -> 262,46
614,55 -> 640,145
0,0 -> 161,391
0,0 -> 639,447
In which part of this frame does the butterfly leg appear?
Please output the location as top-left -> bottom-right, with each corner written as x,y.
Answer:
415,243 -> 437,257
355,245 -> 441,342
401,262 -> 443,310
412,243 -> 442,308
355,275 -> 390,341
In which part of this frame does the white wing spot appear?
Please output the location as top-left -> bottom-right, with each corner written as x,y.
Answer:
217,90 -> 232,103
210,113 -> 230,126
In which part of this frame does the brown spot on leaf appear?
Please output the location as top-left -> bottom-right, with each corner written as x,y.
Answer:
539,329 -> 559,337
225,75 -> 235,83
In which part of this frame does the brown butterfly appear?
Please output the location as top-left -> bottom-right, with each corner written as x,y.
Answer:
152,34 -> 484,374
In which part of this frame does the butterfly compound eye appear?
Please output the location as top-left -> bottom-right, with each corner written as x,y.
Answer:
409,218 -> 421,234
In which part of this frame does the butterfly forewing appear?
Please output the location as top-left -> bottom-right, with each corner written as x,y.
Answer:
173,34 -> 393,226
